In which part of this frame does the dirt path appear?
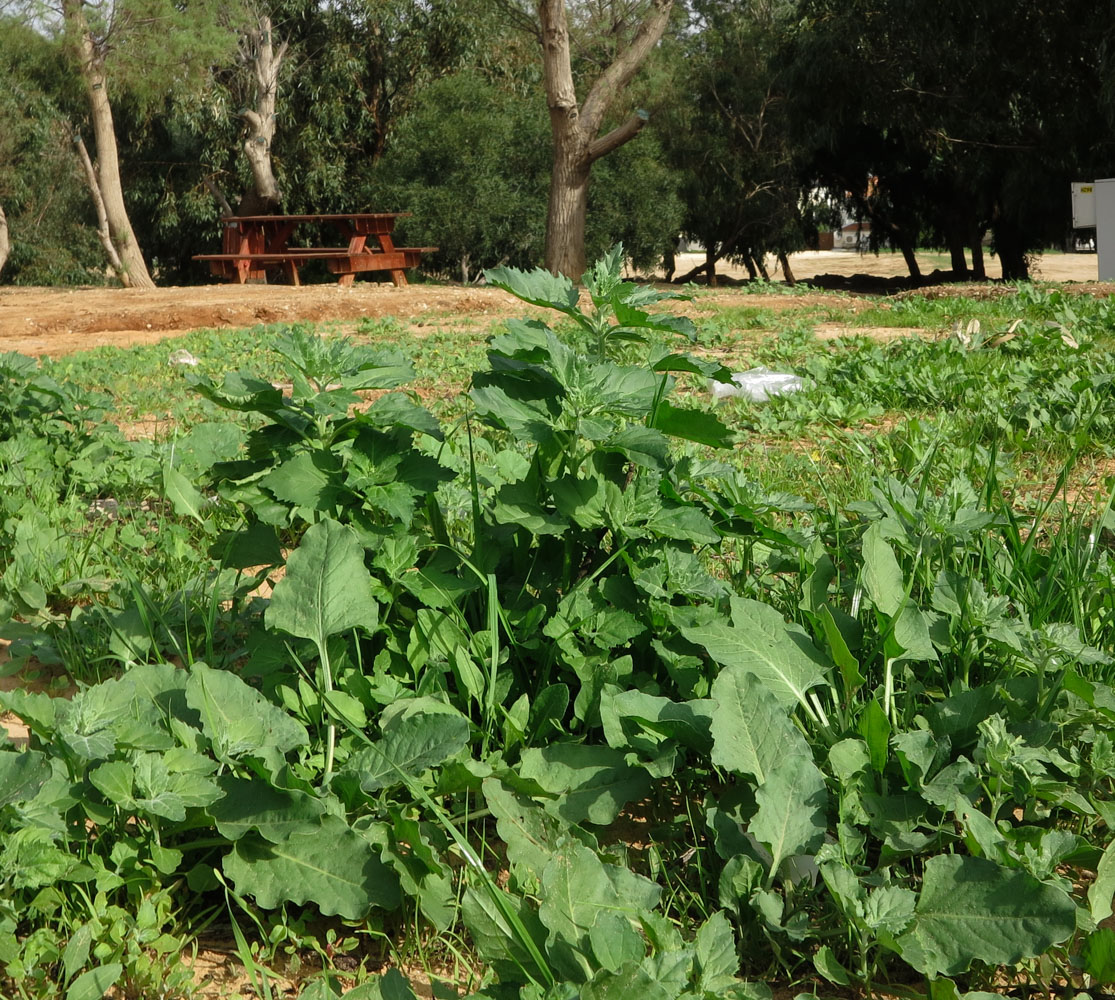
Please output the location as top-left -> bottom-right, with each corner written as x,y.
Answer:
0,250 -> 1106,358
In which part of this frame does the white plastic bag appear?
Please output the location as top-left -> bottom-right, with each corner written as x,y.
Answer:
710,366 -> 803,402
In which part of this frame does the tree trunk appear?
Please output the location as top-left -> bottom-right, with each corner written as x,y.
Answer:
970,227 -> 986,280
898,236 -> 921,280
753,251 -> 769,281
237,16 -> 287,215
777,250 -> 796,286
705,246 -> 718,287
74,132 -> 129,285
947,228 -> 969,278
0,203 -> 8,276
537,0 -> 674,279
545,131 -> 591,280
67,0 -> 154,288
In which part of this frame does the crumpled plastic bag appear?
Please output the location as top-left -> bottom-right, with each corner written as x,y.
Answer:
710,366 -> 804,402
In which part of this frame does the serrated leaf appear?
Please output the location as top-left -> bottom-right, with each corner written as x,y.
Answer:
710,667 -> 808,782
223,814 -> 400,918
652,400 -> 734,448
266,519 -> 379,647
749,754 -> 828,877
897,855 -> 1076,977
485,265 -> 581,315
695,910 -> 739,990
682,597 -> 830,711
185,663 -> 307,762
208,776 -> 327,842
519,743 -> 651,825
351,709 -> 470,793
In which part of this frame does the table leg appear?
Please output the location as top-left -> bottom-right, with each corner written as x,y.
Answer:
335,232 -> 368,287
376,231 -> 408,287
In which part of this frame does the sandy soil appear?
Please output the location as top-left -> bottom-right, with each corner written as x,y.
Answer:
0,250 -> 1105,359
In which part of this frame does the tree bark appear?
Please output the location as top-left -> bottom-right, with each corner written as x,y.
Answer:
66,0 -> 154,288
970,226 -> 986,280
237,16 -> 288,215
538,0 -> 674,279
777,250 -> 796,286
74,132 -> 129,284
897,236 -> 921,280
0,203 -> 8,276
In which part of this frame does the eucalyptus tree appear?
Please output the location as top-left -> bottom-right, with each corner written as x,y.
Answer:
6,0 -> 241,286
785,0 -> 1106,281
660,0 -> 808,285
491,0 -> 677,279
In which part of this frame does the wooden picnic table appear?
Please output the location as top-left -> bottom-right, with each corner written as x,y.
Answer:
193,212 -> 435,287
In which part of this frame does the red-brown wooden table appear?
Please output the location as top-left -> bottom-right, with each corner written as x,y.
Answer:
193,212 -> 434,286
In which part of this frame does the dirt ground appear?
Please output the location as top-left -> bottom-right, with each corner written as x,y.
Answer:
0,250 -> 1106,358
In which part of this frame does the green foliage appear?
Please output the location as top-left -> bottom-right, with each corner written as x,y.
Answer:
3,270 -> 1115,999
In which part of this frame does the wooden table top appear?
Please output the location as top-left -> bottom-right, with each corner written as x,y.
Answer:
221,212 -> 411,224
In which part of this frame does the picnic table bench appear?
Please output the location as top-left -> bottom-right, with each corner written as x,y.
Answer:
193,212 -> 435,287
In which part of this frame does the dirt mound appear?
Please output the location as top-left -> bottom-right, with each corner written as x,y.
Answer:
0,284 -> 520,357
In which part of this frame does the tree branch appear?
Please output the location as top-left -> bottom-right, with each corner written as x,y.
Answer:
72,130 -> 130,286
580,0 -> 673,136
586,109 -> 648,163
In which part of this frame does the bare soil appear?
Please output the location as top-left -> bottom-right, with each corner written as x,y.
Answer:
0,250 -> 1107,359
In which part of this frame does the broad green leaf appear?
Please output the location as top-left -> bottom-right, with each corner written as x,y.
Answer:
651,400 -> 734,448
864,885 -> 917,935
185,663 -> 307,762
483,778 -> 567,882
162,464 -> 209,523
0,750 -> 50,808
601,427 -> 670,471
859,700 -> 891,774
695,910 -> 739,991
644,504 -> 720,544
223,814 -> 400,919
519,743 -> 652,826
208,776 -> 327,842
651,352 -> 733,382
589,912 -> 645,972
485,265 -> 581,315
351,708 -> 470,793
599,687 -> 713,756
66,963 -> 123,1000
820,604 -> 864,693
539,842 -> 661,981
366,393 -> 442,439
682,597 -> 830,711
710,667 -> 808,782
813,945 -> 852,985
749,754 -> 828,878
266,519 -> 379,647
343,969 -> 420,1000
1082,928 -> 1115,983
860,521 -> 904,617
581,961 -> 673,1000
1090,837 -> 1115,922
897,855 -> 1077,977
261,451 -> 343,511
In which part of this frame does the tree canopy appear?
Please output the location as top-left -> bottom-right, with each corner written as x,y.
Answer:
0,0 -> 1112,285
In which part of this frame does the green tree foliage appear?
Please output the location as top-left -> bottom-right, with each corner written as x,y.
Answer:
784,0 -> 1108,279
376,67 -> 680,280
659,0 -> 808,284
0,19 -> 102,284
